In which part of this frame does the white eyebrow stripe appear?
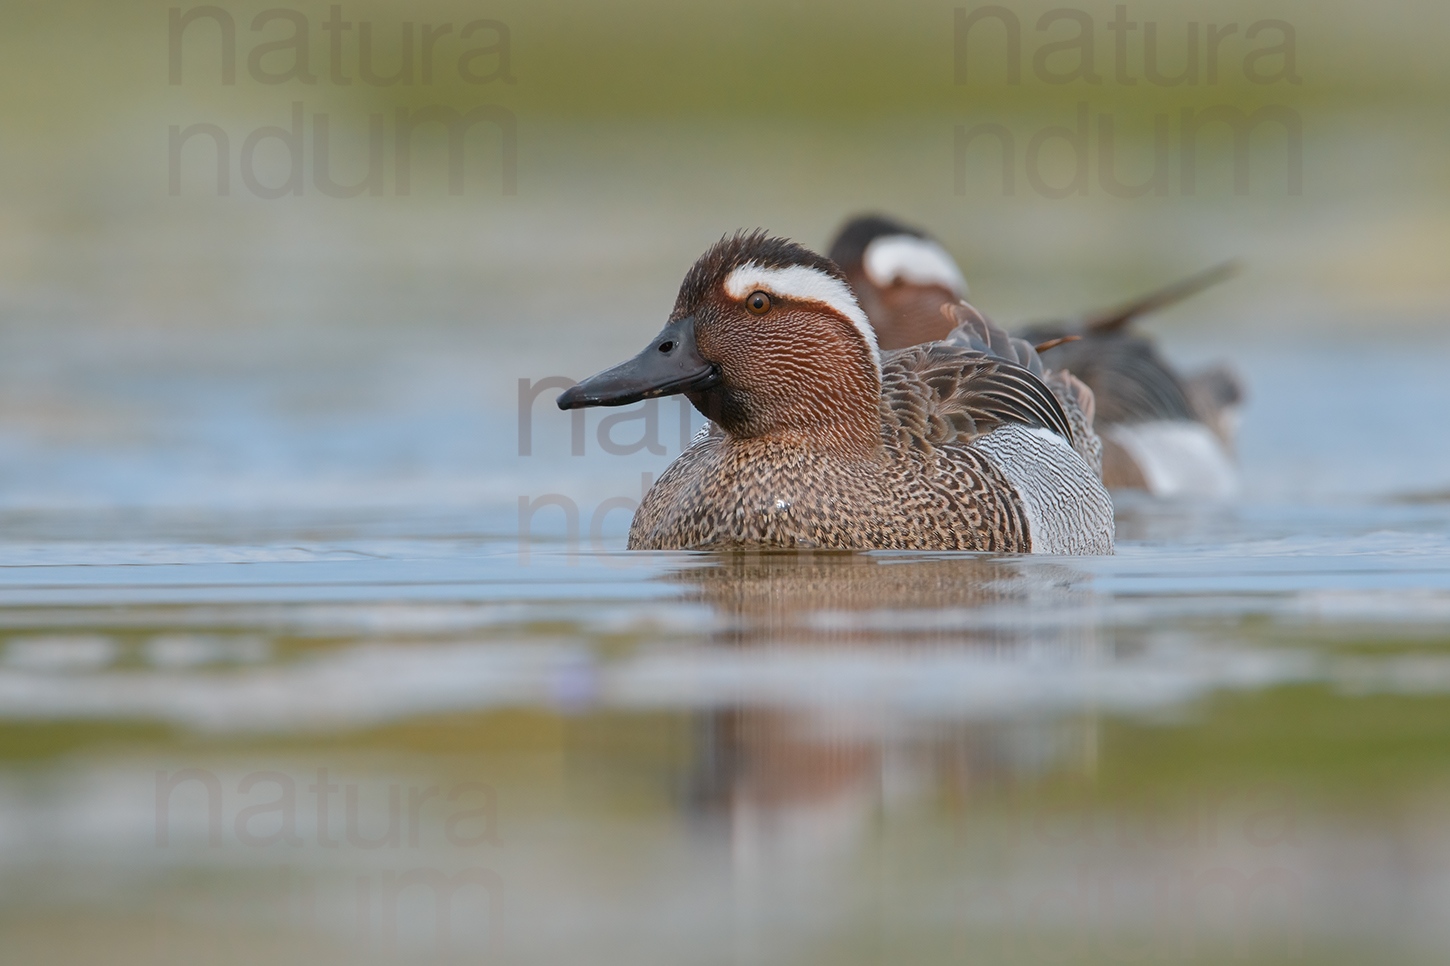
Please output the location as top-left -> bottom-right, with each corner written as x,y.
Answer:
863,235 -> 968,295
723,262 -> 881,371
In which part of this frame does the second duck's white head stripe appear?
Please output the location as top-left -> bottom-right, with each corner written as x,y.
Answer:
863,235 -> 968,295
723,262 -> 881,370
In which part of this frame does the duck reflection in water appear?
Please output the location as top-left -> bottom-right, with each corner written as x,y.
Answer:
658,552 -> 1104,860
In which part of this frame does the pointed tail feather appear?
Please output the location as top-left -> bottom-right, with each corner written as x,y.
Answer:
1079,261 -> 1240,334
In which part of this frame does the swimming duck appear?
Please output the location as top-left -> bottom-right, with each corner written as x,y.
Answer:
1016,270 -> 1243,497
557,231 -> 1113,553
828,214 -> 1243,498
827,215 -> 970,351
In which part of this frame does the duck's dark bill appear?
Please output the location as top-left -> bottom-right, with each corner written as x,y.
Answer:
557,316 -> 721,409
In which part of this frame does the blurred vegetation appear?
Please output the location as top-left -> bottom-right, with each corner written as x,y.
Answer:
0,0 -> 1446,331
0,0 -> 1446,123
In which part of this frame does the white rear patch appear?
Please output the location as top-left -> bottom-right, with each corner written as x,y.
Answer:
974,424 -> 1115,555
1107,420 -> 1237,499
863,235 -> 968,295
724,262 -> 880,370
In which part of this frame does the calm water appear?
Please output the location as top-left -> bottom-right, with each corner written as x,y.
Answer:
1,320 -> 1449,966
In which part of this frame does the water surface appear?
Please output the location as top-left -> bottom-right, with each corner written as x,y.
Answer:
2,328 -> 1450,965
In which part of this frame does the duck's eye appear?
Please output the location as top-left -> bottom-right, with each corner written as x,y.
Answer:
745,291 -> 772,315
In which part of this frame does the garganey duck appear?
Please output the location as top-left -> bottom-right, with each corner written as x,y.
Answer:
828,215 -> 1243,499
557,231 -> 1113,553
827,215 -> 970,351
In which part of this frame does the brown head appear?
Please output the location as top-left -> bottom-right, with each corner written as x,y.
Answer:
557,231 -> 884,457
826,215 -> 968,350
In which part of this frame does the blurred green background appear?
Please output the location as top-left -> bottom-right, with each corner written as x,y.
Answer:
1,0 -> 1446,350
